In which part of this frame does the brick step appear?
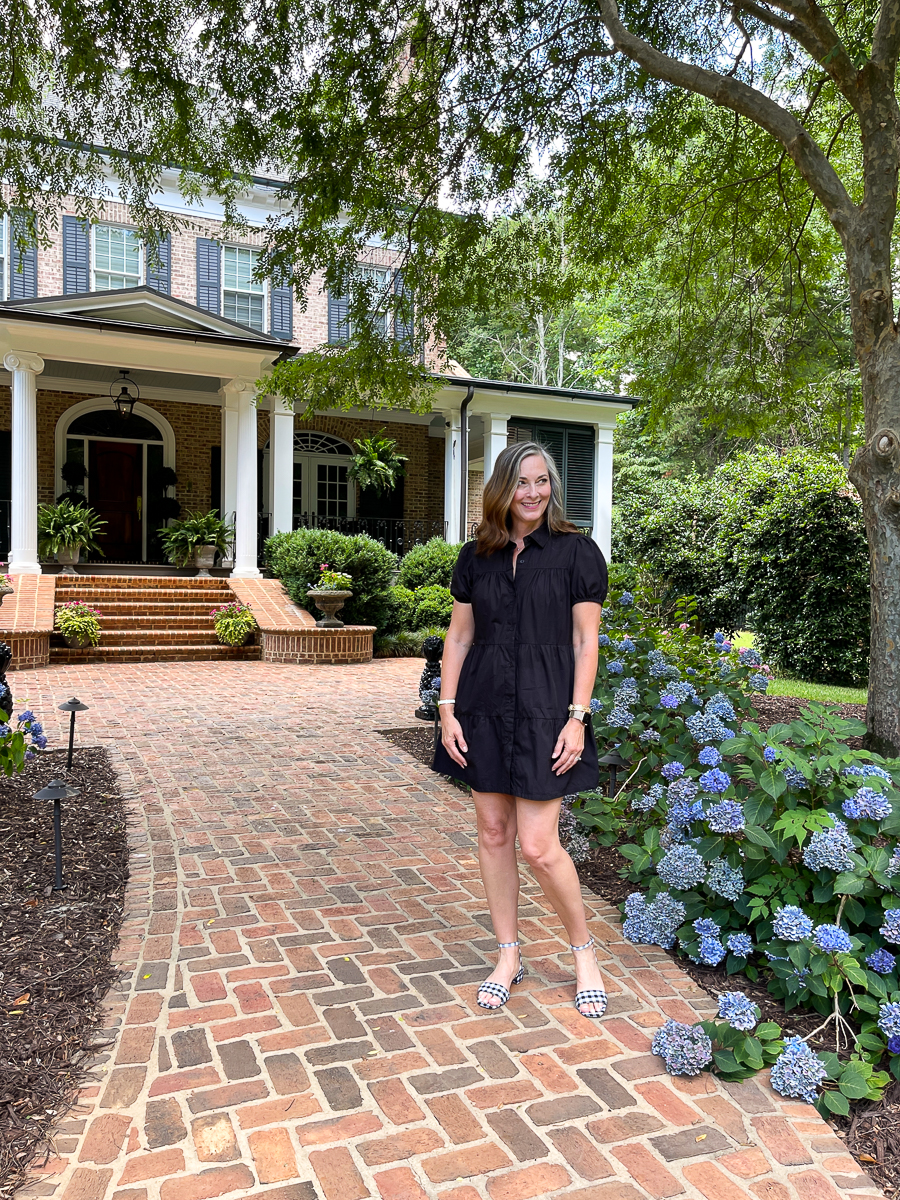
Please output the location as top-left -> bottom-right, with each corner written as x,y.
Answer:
87,629 -> 236,647
55,587 -> 233,605
64,601 -> 233,618
95,615 -> 219,631
53,574 -> 234,590
49,644 -> 260,663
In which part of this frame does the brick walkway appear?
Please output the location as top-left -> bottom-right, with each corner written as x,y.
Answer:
11,659 -> 881,1200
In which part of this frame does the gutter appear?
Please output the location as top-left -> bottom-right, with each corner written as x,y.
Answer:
458,383 -> 475,541
438,373 -> 639,407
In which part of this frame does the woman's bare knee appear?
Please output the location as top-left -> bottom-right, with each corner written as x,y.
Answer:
519,836 -> 563,874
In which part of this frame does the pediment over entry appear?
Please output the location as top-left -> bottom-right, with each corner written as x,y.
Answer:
0,286 -> 282,342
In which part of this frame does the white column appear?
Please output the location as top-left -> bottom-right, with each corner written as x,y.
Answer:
4,352 -> 44,575
592,424 -> 614,562
483,413 -> 510,481
442,408 -> 462,543
221,395 -> 239,524
222,378 -> 261,578
268,398 -> 295,536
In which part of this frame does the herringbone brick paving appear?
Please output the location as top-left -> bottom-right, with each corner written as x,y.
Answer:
9,659 -> 882,1200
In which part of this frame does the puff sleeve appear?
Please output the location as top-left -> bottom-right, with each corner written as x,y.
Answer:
449,541 -> 476,603
569,534 -> 608,606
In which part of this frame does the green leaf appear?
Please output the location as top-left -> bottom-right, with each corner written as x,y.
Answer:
758,767 -> 787,800
822,1090 -> 850,1115
744,825 -> 776,849
832,873 -> 865,895
712,1049 -> 739,1072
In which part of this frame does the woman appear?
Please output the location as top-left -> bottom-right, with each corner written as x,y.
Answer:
432,441 -> 608,1018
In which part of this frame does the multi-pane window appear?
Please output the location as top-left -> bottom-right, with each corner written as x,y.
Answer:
94,225 -> 142,290
353,264 -> 390,337
223,246 -> 265,331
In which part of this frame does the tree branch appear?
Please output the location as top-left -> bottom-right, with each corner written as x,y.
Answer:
735,0 -> 861,105
597,0 -> 857,236
871,0 -> 900,72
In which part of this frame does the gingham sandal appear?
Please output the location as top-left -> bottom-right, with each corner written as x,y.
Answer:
476,940 -> 525,1010
571,937 -> 608,1019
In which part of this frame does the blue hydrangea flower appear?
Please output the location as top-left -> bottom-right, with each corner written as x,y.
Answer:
885,848 -> 900,879
622,891 -> 686,950
618,592 -> 634,607
878,1003 -> 900,1038
843,787 -> 892,822
589,698 -> 602,714
598,634 -> 611,647
632,783 -> 666,813
607,661 -> 624,675
748,673 -> 769,692
713,632 -> 725,645
617,639 -> 636,653
17,710 -> 34,722
431,676 -> 442,691
0,724 -> 10,738
651,1020 -> 713,1076
698,934 -> 726,965
686,667 -> 696,676
686,713 -> 734,744
699,768 -> 731,795
843,763 -> 893,782
717,991 -> 759,1031
32,734 -> 48,749
763,746 -> 777,764
770,1036 -> 827,1104
694,917 -> 721,937
880,910 -> 900,944
667,777 -> 700,805
705,693 -> 736,722
738,647 -> 763,667
773,906 -> 813,941
889,1035 -> 900,1054
813,924 -> 852,954
697,746 -> 722,767
802,819 -> 855,872
706,801 -> 745,835
661,762 -> 685,781
727,932 -> 753,957
639,729 -> 661,744
660,694 -> 680,709
866,949 -> 896,974
607,705 -> 634,729
657,844 -> 707,890
615,680 -> 641,707
707,859 -> 744,900
666,682 -> 701,706
783,766 -> 808,791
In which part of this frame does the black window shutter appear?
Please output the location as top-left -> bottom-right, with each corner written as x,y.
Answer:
563,428 -> 595,526
196,238 -> 221,313
534,425 -> 566,477
145,234 -> 171,294
9,210 -> 38,299
62,215 -> 90,294
327,286 -> 349,343
393,270 -> 415,354
270,272 -> 293,340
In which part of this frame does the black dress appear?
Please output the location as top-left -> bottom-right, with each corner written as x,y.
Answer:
431,523 -> 608,801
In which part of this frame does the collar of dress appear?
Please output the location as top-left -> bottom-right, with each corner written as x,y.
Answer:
507,521 -> 550,550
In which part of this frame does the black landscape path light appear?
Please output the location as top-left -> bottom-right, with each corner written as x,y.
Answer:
598,748 -> 628,798
58,697 -> 89,769
32,779 -> 80,891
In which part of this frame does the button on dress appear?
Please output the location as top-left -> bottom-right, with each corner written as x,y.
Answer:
431,524 -> 608,801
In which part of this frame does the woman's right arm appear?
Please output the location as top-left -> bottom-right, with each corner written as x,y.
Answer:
439,599 -> 475,767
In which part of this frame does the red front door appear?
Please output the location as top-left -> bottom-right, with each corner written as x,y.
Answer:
88,441 -> 143,561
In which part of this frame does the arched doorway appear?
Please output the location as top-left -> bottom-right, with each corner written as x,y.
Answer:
263,431 -> 357,527
56,401 -> 176,562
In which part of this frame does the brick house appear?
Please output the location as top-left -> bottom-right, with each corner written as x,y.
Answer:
0,171 -> 633,577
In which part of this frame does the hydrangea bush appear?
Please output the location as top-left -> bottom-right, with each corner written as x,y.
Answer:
574,587 -> 900,1115
0,707 -> 48,775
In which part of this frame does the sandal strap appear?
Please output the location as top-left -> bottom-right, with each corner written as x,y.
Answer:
478,981 -> 511,1002
497,941 -> 519,949
575,988 -> 608,1002
570,937 -> 594,953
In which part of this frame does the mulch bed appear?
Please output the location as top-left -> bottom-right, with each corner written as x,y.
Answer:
378,693 -> 900,1190
0,748 -> 128,1200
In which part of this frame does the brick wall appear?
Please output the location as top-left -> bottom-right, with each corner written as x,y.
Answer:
467,469 -> 484,531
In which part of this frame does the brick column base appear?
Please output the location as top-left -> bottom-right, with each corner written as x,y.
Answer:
2,632 -> 51,669
261,625 -> 375,665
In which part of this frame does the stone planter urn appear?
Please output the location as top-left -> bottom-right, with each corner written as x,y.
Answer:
0,580 -> 13,606
63,634 -> 92,649
306,589 -> 352,628
56,546 -> 80,575
193,545 -> 217,577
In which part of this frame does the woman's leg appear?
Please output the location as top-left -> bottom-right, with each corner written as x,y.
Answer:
516,796 -> 606,1015
472,789 -> 521,1007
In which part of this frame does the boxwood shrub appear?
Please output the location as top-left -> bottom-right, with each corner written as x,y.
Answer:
397,538 -> 462,590
265,528 -> 397,628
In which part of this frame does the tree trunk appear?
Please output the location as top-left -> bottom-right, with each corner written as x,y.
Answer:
846,248 -> 900,757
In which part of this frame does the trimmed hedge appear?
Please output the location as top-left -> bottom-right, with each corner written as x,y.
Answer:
397,538 -> 462,589
265,528 -> 398,628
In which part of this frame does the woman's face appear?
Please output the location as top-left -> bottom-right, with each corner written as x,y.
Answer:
510,454 -> 552,526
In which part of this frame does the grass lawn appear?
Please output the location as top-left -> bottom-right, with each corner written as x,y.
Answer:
732,632 -> 868,706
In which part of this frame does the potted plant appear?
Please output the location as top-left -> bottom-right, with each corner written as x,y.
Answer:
57,458 -> 88,504
0,567 -> 13,605
37,500 -> 106,570
306,563 -> 353,627
211,601 -> 257,646
55,600 -> 102,649
157,510 -> 234,574
347,430 -> 408,494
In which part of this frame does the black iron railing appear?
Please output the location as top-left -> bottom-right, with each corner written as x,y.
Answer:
290,513 -> 447,556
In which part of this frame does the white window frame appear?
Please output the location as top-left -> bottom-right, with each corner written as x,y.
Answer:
0,213 -> 7,302
92,223 -> 143,291
222,244 -> 268,333
351,263 -> 391,339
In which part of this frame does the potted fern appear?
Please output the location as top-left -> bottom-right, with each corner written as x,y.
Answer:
347,430 -> 408,495
158,510 -> 234,574
37,500 -> 106,569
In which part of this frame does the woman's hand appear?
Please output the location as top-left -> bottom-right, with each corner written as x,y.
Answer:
441,711 -> 469,768
551,717 -> 585,776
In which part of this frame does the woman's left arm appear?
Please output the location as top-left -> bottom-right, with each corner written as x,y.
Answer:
551,601 -> 603,776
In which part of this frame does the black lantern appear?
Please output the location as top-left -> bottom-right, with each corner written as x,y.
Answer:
111,370 -> 139,419
33,778 -> 80,891
58,696 -> 89,769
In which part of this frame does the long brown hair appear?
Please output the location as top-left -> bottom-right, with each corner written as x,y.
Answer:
475,441 -> 578,555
